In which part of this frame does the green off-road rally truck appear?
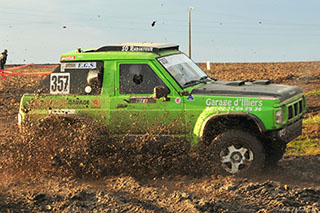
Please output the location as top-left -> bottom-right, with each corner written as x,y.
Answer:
18,43 -> 306,175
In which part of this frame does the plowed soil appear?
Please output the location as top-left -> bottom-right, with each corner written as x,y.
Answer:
0,62 -> 319,212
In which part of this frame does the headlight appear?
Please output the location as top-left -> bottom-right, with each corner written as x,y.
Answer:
275,110 -> 283,124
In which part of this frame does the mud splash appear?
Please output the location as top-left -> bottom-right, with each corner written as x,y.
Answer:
1,115 -> 210,179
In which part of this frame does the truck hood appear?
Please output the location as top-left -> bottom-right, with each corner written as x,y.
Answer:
191,80 -> 303,102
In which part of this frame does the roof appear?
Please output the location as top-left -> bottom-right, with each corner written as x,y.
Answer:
89,43 -> 179,54
60,43 -> 180,61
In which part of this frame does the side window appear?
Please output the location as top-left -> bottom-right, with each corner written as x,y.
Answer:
35,62 -> 104,95
120,64 -> 166,94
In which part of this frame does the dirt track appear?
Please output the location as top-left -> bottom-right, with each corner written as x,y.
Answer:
0,63 -> 320,212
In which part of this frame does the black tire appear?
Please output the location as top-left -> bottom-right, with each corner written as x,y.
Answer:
208,129 -> 265,176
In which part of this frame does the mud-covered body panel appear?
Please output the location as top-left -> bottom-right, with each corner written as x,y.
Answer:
192,81 -> 303,102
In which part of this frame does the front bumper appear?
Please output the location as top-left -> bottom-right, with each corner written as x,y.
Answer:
268,118 -> 303,143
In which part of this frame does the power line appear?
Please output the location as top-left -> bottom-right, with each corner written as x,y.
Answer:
1,6 -> 320,29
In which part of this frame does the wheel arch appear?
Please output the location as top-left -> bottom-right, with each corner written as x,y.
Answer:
199,113 -> 266,142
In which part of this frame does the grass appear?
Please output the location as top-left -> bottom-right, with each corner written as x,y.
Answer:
286,114 -> 320,155
303,114 -> 320,124
305,90 -> 320,97
287,138 -> 320,155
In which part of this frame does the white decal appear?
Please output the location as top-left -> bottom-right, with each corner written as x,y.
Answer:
260,97 -> 278,100
206,99 -> 232,107
50,73 -> 70,94
85,86 -> 92,94
159,54 -> 190,68
61,62 -> 96,70
77,62 -> 96,69
49,109 -> 75,114
205,98 -> 264,112
60,63 -> 66,72
121,46 -> 153,52
60,56 -> 75,61
175,97 -> 181,104
121,46 -> 129,51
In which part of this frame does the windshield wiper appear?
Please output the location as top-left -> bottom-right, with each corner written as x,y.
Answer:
200,76 -> 217,81
183,76 -> 215,87
183,80 -> 200,86
200,76 -> 208,80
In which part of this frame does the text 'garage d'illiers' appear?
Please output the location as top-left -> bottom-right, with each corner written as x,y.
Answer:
206,98 -> 263,107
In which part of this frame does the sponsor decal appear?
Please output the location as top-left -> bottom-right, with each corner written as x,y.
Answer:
76,62 -> 96,69
206,98 -> 263,107
205,98 -> 264,112
49,109 -> 75,114
60,56 -> 75,61
259,97 -> 278,100
187,95 -> 194,101
85,86 -> 92,94
32,99 -> 38,105
60,63 -> 66,72
31,99 -> 52,106
61,62 -> 97,71
53,100 -> 67,105
32,98 -> 95,107
175,97 -> 181,104
121,46 -> 153,52
67,99 -> 90,105
129,96 -> 156,103
92,99 -> 99,106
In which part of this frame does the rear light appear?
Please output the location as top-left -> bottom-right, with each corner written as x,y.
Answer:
276,110 -> 283,124
17,113 -> 22,132
17,113 -> 22,125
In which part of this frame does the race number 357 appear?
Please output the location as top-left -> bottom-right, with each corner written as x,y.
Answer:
50,73 -> 70,94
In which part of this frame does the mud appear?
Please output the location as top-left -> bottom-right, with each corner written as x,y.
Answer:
0,62 -> 320,212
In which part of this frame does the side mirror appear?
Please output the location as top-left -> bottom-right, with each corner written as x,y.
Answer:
154,86 -> 169,99
87,69 -> 102,87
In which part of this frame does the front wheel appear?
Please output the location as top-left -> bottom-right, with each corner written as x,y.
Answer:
208,130 -> 265,176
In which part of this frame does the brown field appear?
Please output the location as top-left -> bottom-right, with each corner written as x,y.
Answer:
0,62 -> 319,212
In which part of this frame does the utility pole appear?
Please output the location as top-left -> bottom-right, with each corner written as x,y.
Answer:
188,6 -> 193,58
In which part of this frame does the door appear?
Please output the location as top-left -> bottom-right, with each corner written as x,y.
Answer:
109,61 -> 185,136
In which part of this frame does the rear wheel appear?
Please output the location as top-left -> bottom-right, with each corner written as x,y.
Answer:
209,130 -> 265,176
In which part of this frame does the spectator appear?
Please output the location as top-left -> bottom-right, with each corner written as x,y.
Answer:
0,49 -> 8,69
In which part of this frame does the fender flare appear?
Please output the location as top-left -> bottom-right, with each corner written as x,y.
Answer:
195,112 -> 266,139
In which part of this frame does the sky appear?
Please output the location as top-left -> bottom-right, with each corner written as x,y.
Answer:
0,0 -> 320,64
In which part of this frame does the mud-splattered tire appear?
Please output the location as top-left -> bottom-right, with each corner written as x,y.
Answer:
210,130 -> 265,176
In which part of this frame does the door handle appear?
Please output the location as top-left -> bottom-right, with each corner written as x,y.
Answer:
116,104 -> 128,108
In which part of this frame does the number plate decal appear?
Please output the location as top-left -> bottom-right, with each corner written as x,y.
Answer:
50,73 -> 70,94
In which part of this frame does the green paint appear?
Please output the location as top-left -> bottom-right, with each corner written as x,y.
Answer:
19,43 -> 306,148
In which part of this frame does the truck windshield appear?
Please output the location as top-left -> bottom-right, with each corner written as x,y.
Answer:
157,53 -> 210,88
